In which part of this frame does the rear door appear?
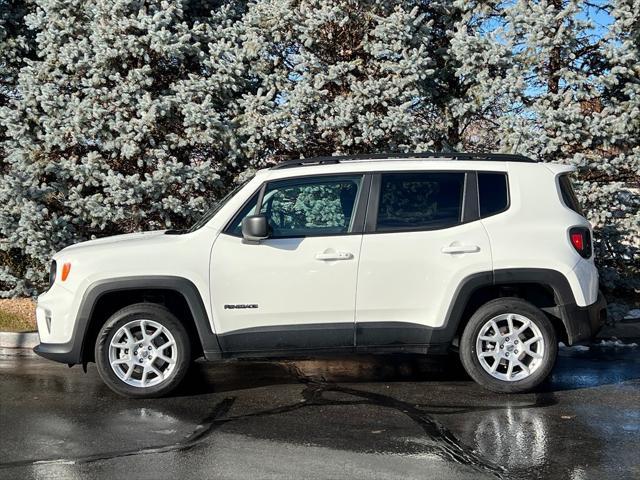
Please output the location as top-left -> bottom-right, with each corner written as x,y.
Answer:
210,174 -> 369,353
355,171 -> 492,348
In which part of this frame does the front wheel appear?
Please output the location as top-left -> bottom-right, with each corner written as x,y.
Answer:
95,303 -> 191,398
459,297 -> 557,393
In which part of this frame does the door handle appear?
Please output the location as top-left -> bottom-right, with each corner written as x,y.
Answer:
315,251 -> 353,261
441,244 -> 480,254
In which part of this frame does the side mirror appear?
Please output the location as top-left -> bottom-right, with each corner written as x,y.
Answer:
241,214 -> 270,242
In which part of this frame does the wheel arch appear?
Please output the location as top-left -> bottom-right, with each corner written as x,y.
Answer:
74,276 -> 221,365
444,268 -> 577,345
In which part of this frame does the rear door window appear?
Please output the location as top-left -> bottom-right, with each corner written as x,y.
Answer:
376,172 -> 465,231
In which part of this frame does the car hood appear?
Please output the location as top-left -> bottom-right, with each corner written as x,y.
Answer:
59,230 -> 169,255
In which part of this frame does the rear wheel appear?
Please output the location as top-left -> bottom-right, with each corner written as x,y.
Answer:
95,303 -> 191,398
459,297 -> 557,393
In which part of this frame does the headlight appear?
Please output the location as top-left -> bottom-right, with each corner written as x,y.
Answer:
49,260 -> 57,287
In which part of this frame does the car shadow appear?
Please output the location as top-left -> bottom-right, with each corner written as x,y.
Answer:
174,345 -> 640,397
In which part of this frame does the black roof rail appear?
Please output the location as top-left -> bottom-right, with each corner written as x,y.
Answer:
271,152 -> 536,169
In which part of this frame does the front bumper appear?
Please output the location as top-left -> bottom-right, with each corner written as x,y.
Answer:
561,291 -> 607,345
34,281 -> 85,365
33,341 -> 80,364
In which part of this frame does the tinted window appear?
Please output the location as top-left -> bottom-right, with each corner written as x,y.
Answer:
478,172 -> 509,218
376,172 -> 465,231
229,175 -> 362,238
558,174 -> 583,215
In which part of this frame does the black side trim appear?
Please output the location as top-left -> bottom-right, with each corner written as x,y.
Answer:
220,344 -> 449,359
355,321 -> 465,347
34,276 -> 221,365
219,321 -> 455,354
356,321 -> 431,345
217,321 -> 450,358
218,323 -> 354,352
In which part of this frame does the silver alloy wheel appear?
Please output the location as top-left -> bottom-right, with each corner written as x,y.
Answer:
108,319 -> 178,388
475,313 -> 545,382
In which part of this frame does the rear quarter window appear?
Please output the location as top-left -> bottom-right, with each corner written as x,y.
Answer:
478,172 -> 509,218
558,174 -> 584,215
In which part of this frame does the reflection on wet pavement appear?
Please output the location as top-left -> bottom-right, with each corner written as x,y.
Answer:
0,345 -> 638,479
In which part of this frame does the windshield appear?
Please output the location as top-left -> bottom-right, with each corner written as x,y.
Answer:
186,179 -> 252,233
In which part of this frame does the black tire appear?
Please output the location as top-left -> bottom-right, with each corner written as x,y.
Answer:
95,303 -> 191,398
459,297 -> 558,393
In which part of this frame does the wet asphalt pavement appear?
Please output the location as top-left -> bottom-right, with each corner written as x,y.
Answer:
0,345 -> 639,480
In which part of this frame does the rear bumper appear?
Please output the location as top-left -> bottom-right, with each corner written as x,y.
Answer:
561,291 -> 607,345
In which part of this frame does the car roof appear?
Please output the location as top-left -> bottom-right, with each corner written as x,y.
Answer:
252,152 -> 576,182
270,152 -> 535,170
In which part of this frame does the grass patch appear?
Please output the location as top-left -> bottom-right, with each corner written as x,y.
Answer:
0,310 -> 35,332
0,298 -> 36,332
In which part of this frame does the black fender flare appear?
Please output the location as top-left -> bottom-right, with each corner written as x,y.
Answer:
35,276 -> 221,365
438,268 -> 579,343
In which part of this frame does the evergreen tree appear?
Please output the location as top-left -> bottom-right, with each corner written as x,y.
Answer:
456,0 -> 638,291
229,0 -> 439,162
0,0 -> 37,294
0,0 -> 637,297
448,0 -> 514,151
229,0 -> 515,160
592,0 -> 640,290
0,0 -> 36,116
0,0 -> 247,295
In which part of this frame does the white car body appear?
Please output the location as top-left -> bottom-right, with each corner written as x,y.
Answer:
35,155 -> 605,369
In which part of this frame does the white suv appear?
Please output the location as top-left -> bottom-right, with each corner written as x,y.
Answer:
34,153 -> 606,398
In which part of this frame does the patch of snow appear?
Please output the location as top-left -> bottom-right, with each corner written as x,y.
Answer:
558,342 -> 590,351
623,309 -> 640,320
596,337 -> 638,348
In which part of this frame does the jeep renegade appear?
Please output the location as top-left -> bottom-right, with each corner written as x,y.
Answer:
34,153 -> 607,397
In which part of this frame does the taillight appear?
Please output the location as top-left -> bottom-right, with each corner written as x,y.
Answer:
569,227 -> 592,258
570,232 -> 584,251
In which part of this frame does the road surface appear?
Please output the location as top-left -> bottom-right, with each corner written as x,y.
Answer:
0,345 -> 638,479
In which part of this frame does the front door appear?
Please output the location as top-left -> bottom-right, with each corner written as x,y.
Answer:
210,174 -> 366,353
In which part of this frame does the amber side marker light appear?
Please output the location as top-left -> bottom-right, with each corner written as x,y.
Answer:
61,262 -> 71,281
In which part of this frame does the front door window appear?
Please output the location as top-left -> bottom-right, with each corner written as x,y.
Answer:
228,175 -> 363,237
